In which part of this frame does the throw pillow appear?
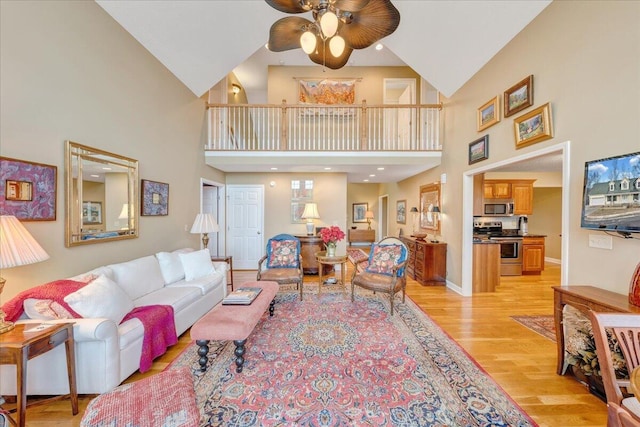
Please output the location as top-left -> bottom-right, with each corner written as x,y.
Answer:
156,251 -> 185,285
23,298 -> 74,320
179,249 -> 214,281
267,239 -> 298,268
365,244 -> 405,276
64,274 -> 134,324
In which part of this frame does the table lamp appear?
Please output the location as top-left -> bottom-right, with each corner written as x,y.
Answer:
410,207 -> 418,235
190,213 -> 219,249
0,215 -> 50,333
301,203 -> 320,236
365,210 -> 374,230
431,206 -> 441,242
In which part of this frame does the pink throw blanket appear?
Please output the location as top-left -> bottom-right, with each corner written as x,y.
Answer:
124,305 -> 178,372
1,280 -> 177,373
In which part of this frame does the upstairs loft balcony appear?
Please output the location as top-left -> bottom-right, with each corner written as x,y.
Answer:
205,102 -> 443,181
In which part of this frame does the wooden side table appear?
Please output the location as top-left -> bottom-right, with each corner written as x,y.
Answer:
211,255 -> 234,290
315,251 -> 348,295
0,322 -> 78,427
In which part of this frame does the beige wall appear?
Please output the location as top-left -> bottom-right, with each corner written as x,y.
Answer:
433,1 -> 639,293
530,188 -> 563,260
267,66 -> 421,105
0,1 -> 224,298
346,183 -> 379,237
226,173 -> 348,253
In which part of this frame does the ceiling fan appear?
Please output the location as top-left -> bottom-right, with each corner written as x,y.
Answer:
265,0 -> 400,69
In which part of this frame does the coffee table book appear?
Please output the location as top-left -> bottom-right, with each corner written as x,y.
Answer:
222,287 -> 263,305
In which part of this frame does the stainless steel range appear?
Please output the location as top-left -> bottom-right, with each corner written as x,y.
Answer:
473,220 -> 523,276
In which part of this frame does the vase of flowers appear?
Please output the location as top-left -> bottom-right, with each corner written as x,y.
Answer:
320,226 -> 345,257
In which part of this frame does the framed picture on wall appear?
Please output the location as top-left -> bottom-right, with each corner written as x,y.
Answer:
396,200 -> 406,224
82,201 -> 102,225
0,157 -> 57,221
419,183 -> 441,232
504,75 -> 533,117
477,96 -> 500,131
141,179 -> 169,216
353,202 -> 368,223
514,102 -> 553,149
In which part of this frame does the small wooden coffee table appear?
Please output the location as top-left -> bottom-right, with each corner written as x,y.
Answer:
315,251 -> 348,294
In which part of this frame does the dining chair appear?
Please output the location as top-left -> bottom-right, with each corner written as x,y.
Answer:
257,233 -> 304,299
588,311 -> 640,424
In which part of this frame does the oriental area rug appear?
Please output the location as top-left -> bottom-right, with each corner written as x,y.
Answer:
168,287 -> 537,427
511,315 -> 556,342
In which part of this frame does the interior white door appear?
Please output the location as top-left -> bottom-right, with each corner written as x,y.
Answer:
227,185 -> 264,269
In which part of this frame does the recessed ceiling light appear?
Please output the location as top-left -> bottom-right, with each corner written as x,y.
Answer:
102,167 -> 112,170
90,174 -> 99,178
324,167 -> 332,170
363,179 -> 369,182
377,167 -> 385,171
270,167 -> 278,170
375,43 -> 383,51
369,174 -> 375,177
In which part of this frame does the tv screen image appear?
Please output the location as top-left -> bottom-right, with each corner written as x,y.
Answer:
581,151 -> 640,234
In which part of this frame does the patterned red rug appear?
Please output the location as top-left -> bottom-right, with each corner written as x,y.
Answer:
169,288 -> 537,426
511,315 -> 556,342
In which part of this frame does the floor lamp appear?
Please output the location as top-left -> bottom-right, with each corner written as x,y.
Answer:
190,213 -> 219,250
0,215 -> 50,333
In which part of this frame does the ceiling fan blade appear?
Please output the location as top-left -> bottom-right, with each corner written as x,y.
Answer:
268,17 -> 313,52
265,0 -> 309,14
340,0 -> 400,49
334,0 -> 371,12
308,41 -> 353,69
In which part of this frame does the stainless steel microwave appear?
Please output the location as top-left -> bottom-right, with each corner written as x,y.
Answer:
483,202 -> 514,216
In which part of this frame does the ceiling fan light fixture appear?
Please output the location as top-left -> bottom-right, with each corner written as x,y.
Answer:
300,31 -> 317,54
329,35 -> 345,57
320,11 -> 339,38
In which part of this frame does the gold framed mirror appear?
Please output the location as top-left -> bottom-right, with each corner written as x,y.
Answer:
65,141 -> 139,247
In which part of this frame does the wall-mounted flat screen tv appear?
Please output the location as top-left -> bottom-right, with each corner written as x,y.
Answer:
581,151 -> 640,235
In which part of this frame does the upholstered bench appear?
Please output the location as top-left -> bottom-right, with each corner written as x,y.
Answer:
190,281 -> 279,373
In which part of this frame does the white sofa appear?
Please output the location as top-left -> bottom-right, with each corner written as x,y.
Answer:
0,248 -> 227,396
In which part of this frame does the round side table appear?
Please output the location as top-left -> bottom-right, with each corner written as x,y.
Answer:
315,251 -> 348,295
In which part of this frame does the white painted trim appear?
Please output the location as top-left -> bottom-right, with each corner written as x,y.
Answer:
545,257 -> 562,264
462,141 -> 571,295
199,178 -> 226,254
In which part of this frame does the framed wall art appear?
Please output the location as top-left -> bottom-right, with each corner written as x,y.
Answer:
419,183 -> 441,232
514,102 -> 553,149
141,179 -> 169,216
0,157 -> 57,221
469,135 -> 489,165
82,201 -> 102,225
396,200 -> 406,224
352,202 -> 368,223
504,75 -> 533,117
477,96 -> 500,131
291,201 -> 306,223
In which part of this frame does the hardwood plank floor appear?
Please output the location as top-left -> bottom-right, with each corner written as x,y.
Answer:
14,259 -> 607,426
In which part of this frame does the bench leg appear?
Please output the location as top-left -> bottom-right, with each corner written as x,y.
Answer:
269,299 -> 275,316
233,339 -> 246,373
195,340 -> 210,372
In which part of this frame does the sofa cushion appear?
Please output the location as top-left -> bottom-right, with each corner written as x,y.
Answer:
133,286 -> 201,313
109,255 -> 165,300
155,251 -> 185,285
179,249 -> 214,281
365,244 -> 406,276
267,239 -> 298,268
165,271 -> 224,295
64,274 -> 134,324
23,299 -> 75,320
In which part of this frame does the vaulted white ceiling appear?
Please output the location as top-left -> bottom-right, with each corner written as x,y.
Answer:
95,0 -> 553,182
96,0 -> 551,98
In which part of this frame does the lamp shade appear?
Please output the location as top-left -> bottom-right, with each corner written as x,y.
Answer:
301,203 -> 320,219
410,207 -> 418,213
190,213 -> 219,234
365,210 -> 374,219
118,203 -> 130,220
432,206 -> 441,214
0,215 -> 49,269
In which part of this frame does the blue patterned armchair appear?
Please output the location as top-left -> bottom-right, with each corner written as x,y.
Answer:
257,234 -> 304,299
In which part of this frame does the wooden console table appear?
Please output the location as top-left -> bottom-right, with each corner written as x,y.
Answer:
348,229 -> 375,245
553,286 -> 640,376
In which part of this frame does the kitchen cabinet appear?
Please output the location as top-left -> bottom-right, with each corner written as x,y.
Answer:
473,242 -> 501,292
522,236 -> 545,274
512,180 -> 535,215
400,237 -> 446,286
483,181 -> 512,199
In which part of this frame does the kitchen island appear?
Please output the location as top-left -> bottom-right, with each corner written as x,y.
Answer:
472,241 -> 501,292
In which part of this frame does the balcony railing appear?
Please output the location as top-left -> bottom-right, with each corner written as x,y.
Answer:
206,102 -> 442,152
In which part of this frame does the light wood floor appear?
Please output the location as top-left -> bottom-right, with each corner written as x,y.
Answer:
15,260 -> 607,427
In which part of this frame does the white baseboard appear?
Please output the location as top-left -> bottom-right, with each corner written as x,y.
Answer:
545,257 -> 561,264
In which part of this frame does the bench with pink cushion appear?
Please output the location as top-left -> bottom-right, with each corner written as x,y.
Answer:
190,281 -> 279,373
